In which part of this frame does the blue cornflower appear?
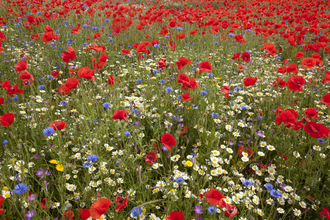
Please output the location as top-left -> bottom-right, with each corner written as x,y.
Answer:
154,44 -> 160,48
109,39 -> 114,42
13,183 -> 28,194
176,27 -> 183,31
317,138 -> 325,144
258,116 -> 263,120
124,131 -> 131,137
165,87 -> 173,93
207,206 -> 215,214
242,179 -> 253,187
12,97 -> 18,101
207,73 -> 213,77
201,90 -> 207,95
131,207 -> 142,216
2,140 -> 8,145
192,104 -> 198,109
59,101 -> 68,106
43,127 -> 55,136
270,189 -> 282,198
178,95 -> 182,99
88,154 -> 98,162
276,56 -> 281,59
136,79 -> 143,83
211,112 -> 219,117
159,79 -> 165,83
229,33 -> 235,37
234,86 -> 242,91
103,102 -> 110,108
83,162 -> 92,168
39,85 -> 45,89
241,105 -> 247,110
176,177 -> 185,184
265,183 -> 274,190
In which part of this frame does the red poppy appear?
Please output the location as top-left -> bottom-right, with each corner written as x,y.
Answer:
272,76 -> 286,88
286,64 -> 298,73
232,53 -> 240,61
19,70 -> 34,86
295,52 -> 304,58
205,188 -> 226,208
71,26 -> 80,34
261,43 -> 276,56
224,203 -> 238,218
159,133 -> 176,151
65,78 -> 80,89
287,75 -> 307,91
190,29 -> 197,35
108,74 -> 115,86
114,195 -> 128,212
51,71 -> 60,78
78,67 -> 94,79
40,198 -> 49,210
0,113 -> 15,127
61,210 -> 74,220
176,32 -> 185,40
286,118 -> 306,131
304,121 -> 330,138
5,84 -> 24,97
322,71 -> 330,84
241,52 -> 250,62
112,110 -> 129,121
301,58 -> 316,69
90,198 -> 111,219
0,196 -> 4,215
275,109 -> 298,125
198,61 -> 212,73
221,86 -> 230,98
234,34 -> 246,43
177,73 -> 190,84
176,57 -> 191,70
187,77 -> 199,90
320,93 -> 330,106
14,60 -> 28,72
165,211 -> 184,220
304,108 -> 318,119
121,49 -> 130,54
277,66 -> 287,73
243,77 -> 257,87
49,121 -> 67,130
61,46 -> 76,63
94,32 -> 101,39
180,126 -> 187,135
181,93 -> 192,101
144,152 -> 158,165
320,208 -> 330,219
0,97 -> 4,105
79,209 -> 91,220
30,34 -> 39,40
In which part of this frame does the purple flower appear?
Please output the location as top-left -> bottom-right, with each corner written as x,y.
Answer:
28,193 -> 36,201
194,205 -> 203,215
36,169 -> 45,178
228,141 -> 234,145
134,121 -> 140,125
25,209 -> 35,220
34,154 -> 39,159
162,145 -> 169,151
44,181 -> 50,191
255,131 -> 265,137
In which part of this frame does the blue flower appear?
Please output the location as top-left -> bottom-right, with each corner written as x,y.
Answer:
276,56 -> 281,59
211,112 -> 219,118
241,105 -> 247,110
109,39 -> 114,42
207,73 -> 213,77
242,179 -> 253,187
229,33 -> 235,37
131,207 -> 142,216
59,101 -> 68,106
165,87 -> 173,93
234,86 -> 242,91
136,79 -> 143,83
13,183 -> 28,194
317,138 -> 325,144
159,79 -> 165,83
39,85 -> 45,89
176,177 -> 185,184
2,140 -> 8,145
258,116 -> 263,121
265,183 -> 274,190
207,206 -> 215,214
192,104 -> 198,109
103,102 -> 110,108
201,90 -> 207,95
88,154 -> 98,162
43,127 -> 55,136
12,97 -> 18,101
83,162 -> 92,168
270,189 -> 282,198
124,131 -> 131,137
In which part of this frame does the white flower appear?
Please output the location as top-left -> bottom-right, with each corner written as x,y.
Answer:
241,156 -> 249,162
258,152 -> 265,156
293,208 -> 301,216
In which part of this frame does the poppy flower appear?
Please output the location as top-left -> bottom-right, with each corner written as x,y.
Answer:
320,93 -> 330,106
61,46 -> 76,63
49,121 -> 67,130
121,49 -> 130,54
0,196 -> 4,215
190,29 -> 197,35
93,32 -> 101,39
61,210 -> 74,220
275,109 -> 298,126
287,118 -> 306,131
286,64 -> 298,73
0,113 -> 15,127
234,34 -> 246,43
224,203 -> 238,218
304,121 -> 330,138
322,71 -> 330,84
65,78 -> 80,89
5,84 -> 24,97
90,198 -> 111,219
261,43 -> 276,56
159,133 -> 176,151
114,195 -> 128,212
243,76 -> 258,87
241,52 -> 250,62
40,198 -> 49,210
295,52 -> 304,58
51,70 -> 60,78
287,75 -> 307,91
78,67 -> 94,79
79,209 -> 91,220
198,61 -> 212,73
304,108 -> 318,119
108,74 -> 115,86
205,188 -> 226,208
277,66 -> 287,73
221,86 -> 230,98
112,110 -> 129,121
144,152 -> 158,165
180,126 -> 187,135
0,97 -> 3,105
301,58 -> 316,69
175,33 -> 185,40
14,60 -> 28,72
71,26 -> 80,34
272,76 -> 286,88
320,208 -> 330,219
181,93 -> 192,101
177,73 -> 190,84
231,53 -> 240,61
176,57 -> 191,70
165,211 -> 184,220
19,70 -> 34,86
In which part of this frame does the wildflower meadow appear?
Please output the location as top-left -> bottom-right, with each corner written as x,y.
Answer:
1,0 -> 330,219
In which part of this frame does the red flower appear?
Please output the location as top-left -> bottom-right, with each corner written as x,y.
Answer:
272,76 -> 286,88
320,93 -> 330,106
61,46 -> 76,63
277,66 -> 287,74
65,78 -> 80,89
261,43 -> 276,56
61,210 -> 74,220
158,57 -> 167,70
177,73 -> 190,84
275,109 -> 298,125
40,198 -> 49,210
14,60 -> 28,72
175,32 -> 185,40
176,57 -> 191,70
190,29 -> 197,35
320,208 -> 330,219
0,196 -> 4,215
287,64 -> 298,73
304,121 -> 330,138
234,34 -> 246,43
304,108 -> 318,119
287,75 -> 307,91
205,188 -> 226,208
221,86 -> 230,98
0,113 -> 15,127
224,203 -> 238,218
165,211 -> 184,220
49,121 -> 67,130
93,32 -> 101,39
181,93 -> 192,101
121,49 -> 130,54
301,58 -> 316,69
144,152 -> 158,165
90,198 -> 111,219
180,126 -> 188,135
243,77 -> 257,87
0,97 -> 3,105
295,52 -> 304,58
198,61 -> 212,73
78,67 -> 94,79
79,209 -> 91,220
108,74 -> 115,86
287,118 -> 306,131
159,133 -> 176,151
19,70 -> 34,86
51,70 -> 60,78
241,52 -> 250,62
98,54 -> 108,67
322,71 -> 330,84
112,110 -> 129,121
5,84 -> 24,97
71,26 -> 80,34
114,195 -> 128,212
232,52 -> 240,61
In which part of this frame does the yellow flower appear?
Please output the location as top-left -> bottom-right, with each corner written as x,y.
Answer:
49,160 -> 59,165
56,164 -> 64,172
186,160 -> 193,167
2,186 -> 8,191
